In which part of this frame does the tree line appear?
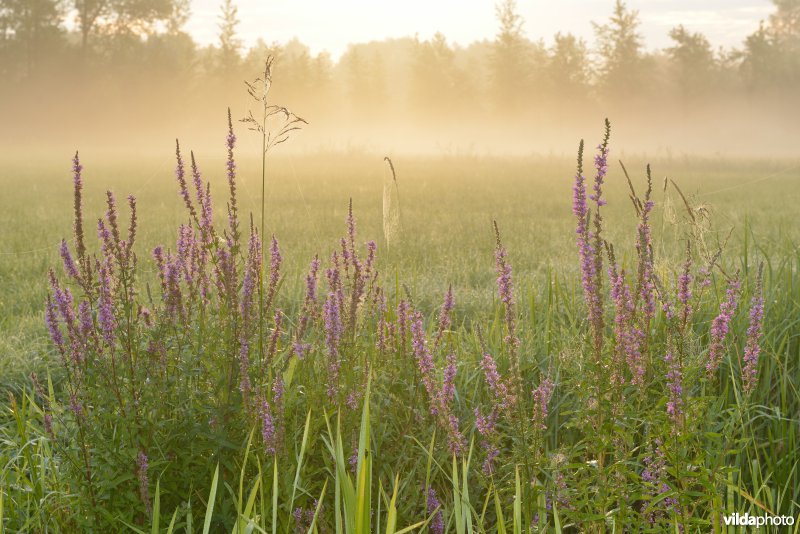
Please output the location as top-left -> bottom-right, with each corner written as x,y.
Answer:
1,0 -> 798,150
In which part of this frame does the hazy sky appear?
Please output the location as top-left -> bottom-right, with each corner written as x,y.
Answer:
184,0 -> 774,58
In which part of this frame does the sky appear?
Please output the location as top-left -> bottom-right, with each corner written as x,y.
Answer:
184,0 -> 775,59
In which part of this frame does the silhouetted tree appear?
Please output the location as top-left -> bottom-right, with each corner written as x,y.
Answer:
218,0 -> 241,75
0,0 -> 62,77
74,0 -> 108,52
491,0 -> 530,113
410,32 -> 461,115
742,0 -> 800,90
547,32 -> 591,100
667,26 -> 717,102
592,0 -> 644,100
166,0 -> 190,35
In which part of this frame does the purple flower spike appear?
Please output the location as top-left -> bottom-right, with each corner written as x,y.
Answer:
426,488 -> 445,534
72,152 -> 86,261
706,275 -> 740,376
664,350 -> 683,430
137,451 -> 151,513
742,269 -> 765,395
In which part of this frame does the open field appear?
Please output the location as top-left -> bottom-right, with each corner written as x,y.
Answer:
1,143 -> 799,531
2,151 -> 799,385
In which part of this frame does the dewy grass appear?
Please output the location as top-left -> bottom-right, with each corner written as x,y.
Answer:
1,63 -> 797,532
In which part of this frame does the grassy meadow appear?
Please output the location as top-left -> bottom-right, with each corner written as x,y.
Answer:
1,136 -> 799,532
2,151 -> 798,385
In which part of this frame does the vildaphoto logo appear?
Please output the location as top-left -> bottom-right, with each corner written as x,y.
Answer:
723,512 -> 795,527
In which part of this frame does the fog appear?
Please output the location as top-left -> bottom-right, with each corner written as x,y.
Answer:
1,0 -> 798,158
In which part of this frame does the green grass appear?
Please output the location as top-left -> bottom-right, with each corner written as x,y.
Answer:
1,152 -> 798,388
1,150 -> 799,531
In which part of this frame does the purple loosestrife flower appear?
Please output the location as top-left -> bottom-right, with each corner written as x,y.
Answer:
493,223 -> 521,390
105,191 -> 121,253
440,352 -> 465,454
45,297 -> 66,357
78,300 -> 93,340
139,305 -> 154,328
98,260 -> 116,346
97,218 -> 115,268
572,143 -> 589,225
706,276 -> 741,376
305,257 -> 321,303
364,240 -> 377,274
620,277 -> 645,384
588,141 -> 609,353
60,240 -> 81,282
475,407 -> 497,437
49,279 -> 86,366
590,143 -> 609,206
125,195 -> 137,265
137,451 -> 151,514
396,299 -> 410,353
69,393 -> 83,420
293,257 -> 318,359
678,244 -> 693,327
445,413 -> 466,456
742,269 -> 765,395
325,260 -> 344,313
426,488 -> 445,534
340,238 -> 351,276
48,272 -> 75,330
260,398 -> 277,456
267,311 -> 282,362
440,352 -> 457,405
265,236 -> 282,311
190,153 -> 214,243
433,285 -> 454,350
479,352 -> 515,414
214,246 -> 238,309
346,198 -> 357,260
636,197 -> 656,319
664,350 -> 683,430
240,229 -> 263,328
72,152 -> 86,261
323,291 -> 342,400
554,471 -> 570,511
43,413 -> 54,438
608,253 -> 636,386
411,313 -> 465,453
292,342 -> 310,360
572,138 -> 607,363
293,507 -> 315,533
346,391 -> 360,411
475,407 -> 501,475
152,246 -> 166,292
483,446 -> 500,476
174,140 -> 197,220
225,108 -> 240,250
411,313 -> 438,411
176,225 -> 199,287
163,257 -> 184,322
532,378 -> 555,431
348,447 -> 359,473
641,440 -> 679,524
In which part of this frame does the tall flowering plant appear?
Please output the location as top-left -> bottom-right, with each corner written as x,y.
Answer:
40,111 -> 296,527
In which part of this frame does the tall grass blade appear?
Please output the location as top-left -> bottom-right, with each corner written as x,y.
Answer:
202,464 -> 220,534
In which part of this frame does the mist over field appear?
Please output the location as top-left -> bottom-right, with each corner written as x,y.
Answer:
1,0 -> 799,157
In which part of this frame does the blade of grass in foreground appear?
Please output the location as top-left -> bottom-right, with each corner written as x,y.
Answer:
203,464 -> 220,534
